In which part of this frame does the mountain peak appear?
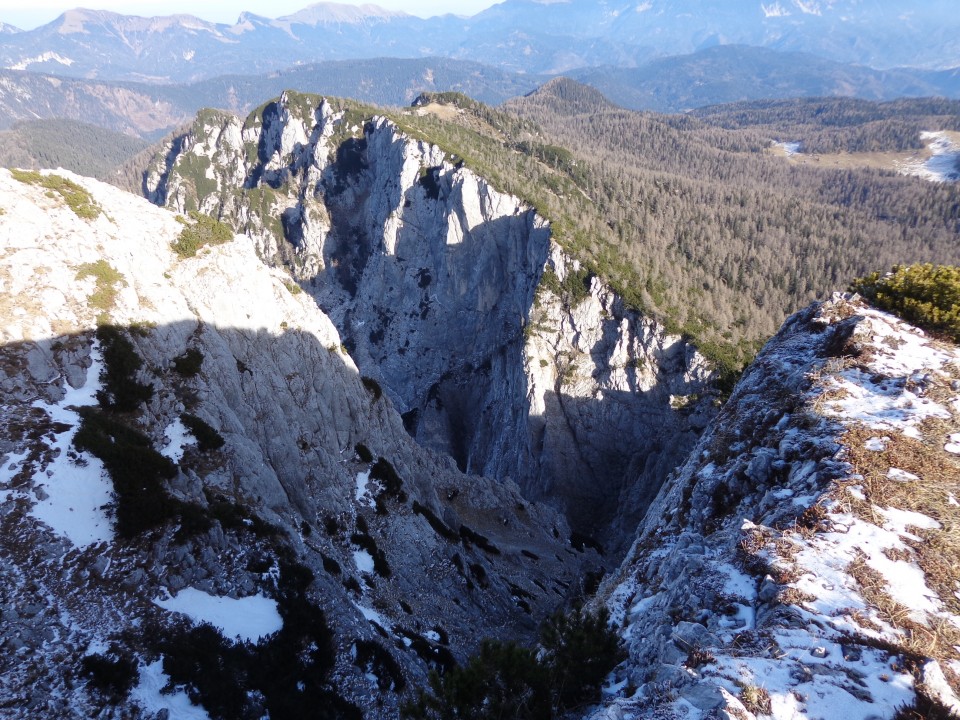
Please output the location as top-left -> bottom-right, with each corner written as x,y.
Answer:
53,7 -> 219,35
276,2 -> 409,25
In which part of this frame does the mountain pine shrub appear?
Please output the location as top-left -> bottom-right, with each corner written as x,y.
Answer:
180,412 -> 225,450
10,168 -> 101,219
403,607 -> 624,719
851,264 -> 960,342
171,211 -> 233,259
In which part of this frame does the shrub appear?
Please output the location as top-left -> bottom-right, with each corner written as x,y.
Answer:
361,376 -> 383,400
76,260 -> 125,316
11,168 -> 101,219
173,348 -> 204,377
403,607 -> 624,720
459,525 -> 501,555
180,412 -> 225,451
96,325 -> 154,412
354,443 -> 373,463
403,640 -> 551,720
350,530 -> 391,578
852,264 -> 960,342
80,645 -> 139,700
152,563 -> 361,720
539,608 -> 626,710
73,408 -> 178,538
370,457 -> 406,502
412,501 -> 458,541
171,211 -> 233,259
354,640 -> 406,693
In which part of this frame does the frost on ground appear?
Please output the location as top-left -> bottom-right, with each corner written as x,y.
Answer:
589,294 -> 960,720
896,131 -> 960,183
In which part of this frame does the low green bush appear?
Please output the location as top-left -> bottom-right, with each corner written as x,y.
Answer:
76,260 -> 125,316
73,408 -> 177,538
403,608 -> 624,720
171,211 -> 233,259
180,412 -> 224,451
173,348 -> 204,377
95,325 -> 153,412
10,168 -> 101,219
852,264 -> 960,342
80,645 -> 139,700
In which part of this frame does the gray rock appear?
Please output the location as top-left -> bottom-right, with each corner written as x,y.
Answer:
672,621 -> 717,650
681,682 -> 726,710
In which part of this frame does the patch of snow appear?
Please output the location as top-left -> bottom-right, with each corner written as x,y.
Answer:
897,131 -> 960,183
762,2 -> 791,17
154,588 -> 282,642
775,140 -> 802,155
160,418 -> 195,462
29,341 -> 114,548
795,511 -> 941,623
354,602 -> 390,631
131,659 -> 211,720
946,433 -> 960,454
887,467 -> 919,482
354,470 -> 378,508
353,549 -> 375,574
7,51 -> 74,70
865,436 -> 888,451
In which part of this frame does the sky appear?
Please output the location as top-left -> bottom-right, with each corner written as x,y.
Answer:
0,0 -> 499,30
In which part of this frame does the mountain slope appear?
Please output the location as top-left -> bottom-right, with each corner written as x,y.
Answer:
0,59 -> 543,139
0,119 -> 148,180
590,293 -> 960,718
572,45 -> 960,114
0,168 -> 585,717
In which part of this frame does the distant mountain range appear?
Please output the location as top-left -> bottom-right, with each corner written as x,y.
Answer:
0,1 -> 957,84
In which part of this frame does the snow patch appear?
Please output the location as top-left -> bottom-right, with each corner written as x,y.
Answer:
897,131 -> 960,183
28,341 -> 114,548
353,549 -> 375,574
161,417 -> 195,462
7,51 -> 74,70
154,588 -> 283,642
131,659 -> 211,720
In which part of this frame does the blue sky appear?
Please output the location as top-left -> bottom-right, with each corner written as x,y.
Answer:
0,0 -> 498,30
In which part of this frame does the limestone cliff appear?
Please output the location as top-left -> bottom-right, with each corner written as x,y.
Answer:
144,92 -> 717,554
0,169 -> 583,717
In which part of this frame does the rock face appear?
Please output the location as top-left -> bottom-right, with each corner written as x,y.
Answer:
587,294 -> 960,719
145,92 -> 717,552
0,169 -> 586,717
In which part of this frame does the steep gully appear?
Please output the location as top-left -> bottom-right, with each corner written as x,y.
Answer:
145,92 -> 718,556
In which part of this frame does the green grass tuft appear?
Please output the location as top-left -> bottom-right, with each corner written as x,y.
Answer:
10,168 -> 101,219
171,211 -> 233,259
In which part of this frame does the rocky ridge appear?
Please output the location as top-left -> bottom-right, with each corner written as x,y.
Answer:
588,294 -> 960,719
0,169 -> 586,717
143,91 -> 717,552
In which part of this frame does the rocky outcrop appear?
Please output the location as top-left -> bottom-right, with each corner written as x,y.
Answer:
145,92 -> 717,554
0,169 -> 585,717
587,294 -> 960,719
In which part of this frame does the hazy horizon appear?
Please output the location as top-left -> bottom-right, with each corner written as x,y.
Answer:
0,0 -> 498,30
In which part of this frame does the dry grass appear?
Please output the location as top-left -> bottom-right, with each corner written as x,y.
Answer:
739,683 -> 772,715
778,587 -> 816,606
848,554 -> 960,661
843,422 -> 960,622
